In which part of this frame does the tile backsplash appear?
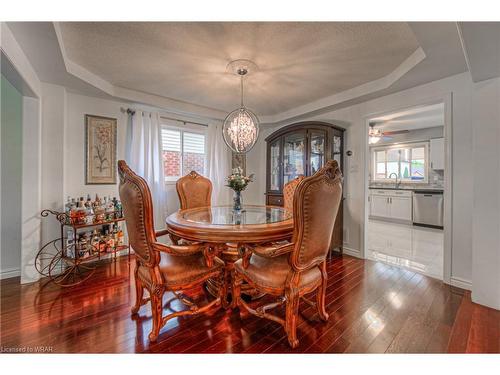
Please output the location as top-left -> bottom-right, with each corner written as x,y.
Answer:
370,168 -> 444,189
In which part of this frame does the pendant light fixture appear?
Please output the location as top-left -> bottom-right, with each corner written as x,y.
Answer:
222,59 -> 260,154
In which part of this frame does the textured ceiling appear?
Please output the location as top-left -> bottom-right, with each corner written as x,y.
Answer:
59,22 -> 419,116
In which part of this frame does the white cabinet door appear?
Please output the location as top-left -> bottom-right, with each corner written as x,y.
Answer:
430,138 -> 444,170
370,195 -> 389,218
390,196 -> 412,221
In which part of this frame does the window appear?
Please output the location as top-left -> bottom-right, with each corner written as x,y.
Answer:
161,127 -> 206,182
372,142 -> 428,183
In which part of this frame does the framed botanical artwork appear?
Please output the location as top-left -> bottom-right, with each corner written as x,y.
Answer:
231,152 -> 246,175
85,114 -> 117,184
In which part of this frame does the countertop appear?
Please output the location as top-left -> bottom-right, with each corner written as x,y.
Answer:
369,186 -> 444,192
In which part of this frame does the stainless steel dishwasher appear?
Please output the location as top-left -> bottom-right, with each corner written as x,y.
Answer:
412,190 -> 444,228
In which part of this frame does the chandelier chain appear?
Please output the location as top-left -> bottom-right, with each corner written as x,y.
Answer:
240,74 -> 244,108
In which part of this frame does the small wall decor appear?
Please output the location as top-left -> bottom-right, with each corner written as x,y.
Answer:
85,114 -> 117,184
231,152 -> 247,175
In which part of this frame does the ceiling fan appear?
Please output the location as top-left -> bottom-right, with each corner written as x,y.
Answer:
368,122 -> 409,144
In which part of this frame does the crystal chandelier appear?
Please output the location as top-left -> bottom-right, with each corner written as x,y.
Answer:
222,61 -> 260,153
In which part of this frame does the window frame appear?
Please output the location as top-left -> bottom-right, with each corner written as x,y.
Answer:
160,123 -> 207,184
370,141 -> 429,184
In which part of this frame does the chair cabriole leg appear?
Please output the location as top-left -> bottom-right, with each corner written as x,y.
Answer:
285,287 -> 300,348
131,265 -> 144,314
316,261 -> 329,321
148,290 -> 164,342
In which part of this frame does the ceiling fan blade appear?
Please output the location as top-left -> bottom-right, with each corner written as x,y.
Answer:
382,130 -> 409,136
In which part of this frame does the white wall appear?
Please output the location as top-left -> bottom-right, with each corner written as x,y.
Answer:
40,83 -> 66,248
471,77 -> 500,309
64,92 -> 128,200
21,96 -> 42,283
245,72 -> 474,286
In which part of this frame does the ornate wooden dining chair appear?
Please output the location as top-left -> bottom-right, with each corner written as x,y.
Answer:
283,176 -> 305,213
176,170 -> 213,210
118,160 -> 224,342
233,160 -> 343,348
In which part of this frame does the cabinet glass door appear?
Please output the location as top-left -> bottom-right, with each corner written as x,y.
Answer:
310,130 -> 326,175
283,131 -> 306,185
333,135 -> 342,170
269,139 -> 281,191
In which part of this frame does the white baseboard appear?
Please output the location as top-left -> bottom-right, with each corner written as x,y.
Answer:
450,276 -> 472,291
342,246 -> 362,258
0,267 -> 21,280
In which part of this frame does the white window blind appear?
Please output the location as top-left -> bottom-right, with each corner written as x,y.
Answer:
161,129 -> 181,152
183,132 -> 205,154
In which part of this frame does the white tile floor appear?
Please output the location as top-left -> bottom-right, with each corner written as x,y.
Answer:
367,219 -> 444,280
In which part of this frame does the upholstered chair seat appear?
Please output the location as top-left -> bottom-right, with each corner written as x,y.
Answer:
234,253 -> 321,294
138,252 -> 224,289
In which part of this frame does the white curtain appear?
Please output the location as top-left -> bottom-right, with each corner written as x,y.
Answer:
128,110 -> 168,230
206,123 -> 232,205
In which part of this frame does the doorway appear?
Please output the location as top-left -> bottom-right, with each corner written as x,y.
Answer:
362,99 -> 452,282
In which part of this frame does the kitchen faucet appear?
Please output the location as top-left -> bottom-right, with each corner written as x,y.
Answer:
388,172 -> 400,188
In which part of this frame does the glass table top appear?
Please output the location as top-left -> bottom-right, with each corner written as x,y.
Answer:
181,205 -> 292,225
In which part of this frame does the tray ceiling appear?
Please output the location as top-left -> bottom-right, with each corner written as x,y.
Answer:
58,22 -> 420,116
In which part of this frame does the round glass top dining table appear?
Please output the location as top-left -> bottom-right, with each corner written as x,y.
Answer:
165,205 -> 293,244
181,205 -> 292,225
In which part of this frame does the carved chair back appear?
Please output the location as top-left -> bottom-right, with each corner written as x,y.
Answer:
283,176 -> 305,212
118,160 -> 160,268
176,171 -> 213,210
291,160 -> 343,271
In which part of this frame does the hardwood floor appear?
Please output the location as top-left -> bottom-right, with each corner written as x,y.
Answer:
1,255 -> 498,353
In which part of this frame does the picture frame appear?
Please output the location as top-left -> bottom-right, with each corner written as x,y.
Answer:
231,152 -> 246,175
85,114 -> 117,185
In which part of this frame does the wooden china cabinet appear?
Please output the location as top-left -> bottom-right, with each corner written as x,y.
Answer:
265,121 -> 345,253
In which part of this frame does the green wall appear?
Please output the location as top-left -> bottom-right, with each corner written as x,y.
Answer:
1,74 -> 23,276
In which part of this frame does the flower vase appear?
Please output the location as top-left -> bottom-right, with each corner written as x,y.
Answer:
233,190 -> 242,212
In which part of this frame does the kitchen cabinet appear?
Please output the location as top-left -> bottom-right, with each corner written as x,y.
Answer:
369,189 -> 412,222
370,194 -> 390,217
430,137 -> 444,170
390,196 -> 413,221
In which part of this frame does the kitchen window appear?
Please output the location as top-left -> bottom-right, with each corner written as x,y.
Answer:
161,126 -> 207,182
371,142 -> 428,183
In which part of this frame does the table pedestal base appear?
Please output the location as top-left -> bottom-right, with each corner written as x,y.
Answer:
205,243 -> 264,308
